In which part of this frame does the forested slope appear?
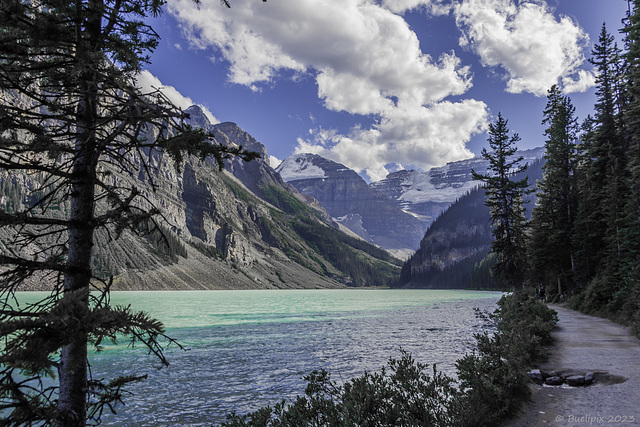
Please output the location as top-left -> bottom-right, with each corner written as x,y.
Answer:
398,159 -> 543,289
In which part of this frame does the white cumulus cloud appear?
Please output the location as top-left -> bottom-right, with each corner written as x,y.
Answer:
296,98 -> 488,182
167,0 -> 489,179
136,70 -> 219,123
381,0 -> 451,15
453,0 -> 594,96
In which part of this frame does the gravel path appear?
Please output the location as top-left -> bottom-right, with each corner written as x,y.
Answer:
506,304 -> 640,426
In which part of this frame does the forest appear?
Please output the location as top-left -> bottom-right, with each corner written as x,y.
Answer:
525,16 -> 640,331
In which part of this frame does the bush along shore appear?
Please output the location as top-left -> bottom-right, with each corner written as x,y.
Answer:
223,290 -> 558,427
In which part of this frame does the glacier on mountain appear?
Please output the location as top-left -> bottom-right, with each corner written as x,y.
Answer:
274,148 -> 545,254
276,153 -> 425,254
372,147 -> 545,204
277,153 -> 327,181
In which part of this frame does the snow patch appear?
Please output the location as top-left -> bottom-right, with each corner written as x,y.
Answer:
396,168 -> 475,204
276,154 -> 327,182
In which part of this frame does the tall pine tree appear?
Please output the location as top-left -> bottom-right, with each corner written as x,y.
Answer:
575,24 -> 624,286
529,85 -> 578,296
618,0 -> 640,320
472,113 -> 529,291
575,22 -> 633,311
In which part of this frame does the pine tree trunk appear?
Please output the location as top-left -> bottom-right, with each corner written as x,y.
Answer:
58,57 -> 100,426
58,170 -> 96,425
58,166 -> 95,425
57,3 -> 104,424
58,334 -> 89,426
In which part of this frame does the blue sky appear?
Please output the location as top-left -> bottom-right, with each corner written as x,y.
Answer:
138,0 -> 630,182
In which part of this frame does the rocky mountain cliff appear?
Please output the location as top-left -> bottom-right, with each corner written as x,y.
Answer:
1,108 -> 400,290
371,147 -> 546,230
276,154 -> 425,257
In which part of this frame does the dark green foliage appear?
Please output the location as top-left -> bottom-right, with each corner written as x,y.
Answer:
398,188 -> 491,288
468,251 -> 499,290
471,113 -> 530,290
225,292 -> 558,427
523,8 -> 640,334
399,159 -> 542,290
492,291 -> 558,360
528,85 -> 578,294
456,291 -> 557,426
223,350 -> 464,427
261,185 -> 313,217
617,1 -> 640,333
455,338 -> 529,426
576,23 -> 630,300
402,250 -> 495,290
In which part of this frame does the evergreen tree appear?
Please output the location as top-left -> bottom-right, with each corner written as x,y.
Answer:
619,0 -> 640,317
572,114 -> 600,284
529,85 -> 578,296
0,1 -> 260,425
574,24 -> 625,288
472,113 -> 530,291
574,22 -> 634,311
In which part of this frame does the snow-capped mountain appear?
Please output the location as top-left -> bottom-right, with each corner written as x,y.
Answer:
276,148 -> 545,257
371,147 -> 546,229
276,154 -> 425,256
276,153 -> 328,181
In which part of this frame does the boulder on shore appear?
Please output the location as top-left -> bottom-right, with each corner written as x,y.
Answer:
529,369 -> 544,385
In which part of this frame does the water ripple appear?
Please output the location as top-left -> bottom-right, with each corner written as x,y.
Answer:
90,290 -> 500,426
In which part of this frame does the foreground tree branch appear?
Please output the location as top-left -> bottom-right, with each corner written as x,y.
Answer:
0,1 -> 262,425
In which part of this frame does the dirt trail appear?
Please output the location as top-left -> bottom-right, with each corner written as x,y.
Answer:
506,304 -> 640,426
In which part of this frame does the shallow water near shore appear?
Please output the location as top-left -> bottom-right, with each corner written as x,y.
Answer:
18,289 -> 501,426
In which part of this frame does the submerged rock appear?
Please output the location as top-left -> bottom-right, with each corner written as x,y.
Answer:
545,376 -> 564,386
566,375 -> 586,387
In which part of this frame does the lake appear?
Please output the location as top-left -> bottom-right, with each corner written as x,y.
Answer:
26,289 -> 502,425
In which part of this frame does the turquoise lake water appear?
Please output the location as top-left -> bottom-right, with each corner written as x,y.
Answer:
18,289 -> 501,426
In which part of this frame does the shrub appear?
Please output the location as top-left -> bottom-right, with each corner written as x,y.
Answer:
223,351 -> 463,426
456,290 -> 558,426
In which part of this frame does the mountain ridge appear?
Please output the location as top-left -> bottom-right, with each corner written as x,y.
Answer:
276,147 -> 546,258
276,153 -> 425,256
0,106 -> 400,290
398,158 -> 545,289
371,146 -> 546,230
